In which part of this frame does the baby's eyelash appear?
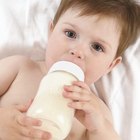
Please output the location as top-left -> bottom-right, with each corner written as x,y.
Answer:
90,42 -> 104,52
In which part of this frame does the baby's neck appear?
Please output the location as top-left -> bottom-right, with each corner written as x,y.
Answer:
37,61 -> 48,76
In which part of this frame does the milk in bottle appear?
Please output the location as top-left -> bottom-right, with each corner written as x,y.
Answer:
27,61 -> 84,140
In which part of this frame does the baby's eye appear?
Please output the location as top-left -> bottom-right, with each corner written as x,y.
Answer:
65,30 -> 76,39
91,43 -> 104,52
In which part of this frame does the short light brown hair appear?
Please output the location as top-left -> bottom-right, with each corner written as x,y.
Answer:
53,0 -> 140,57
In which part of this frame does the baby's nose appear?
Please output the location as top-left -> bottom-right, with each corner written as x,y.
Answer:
69,49 -> 84,59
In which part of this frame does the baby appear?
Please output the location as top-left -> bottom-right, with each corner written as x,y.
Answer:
0,0 -> 139,140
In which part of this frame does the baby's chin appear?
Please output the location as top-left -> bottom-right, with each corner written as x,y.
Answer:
85,76 -> 99,86
84,78 -> 92,86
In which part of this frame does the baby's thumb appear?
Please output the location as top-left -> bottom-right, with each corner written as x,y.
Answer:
16,99 -> 33,112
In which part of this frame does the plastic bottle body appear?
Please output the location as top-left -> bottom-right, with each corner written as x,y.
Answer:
27,71 -> 76,140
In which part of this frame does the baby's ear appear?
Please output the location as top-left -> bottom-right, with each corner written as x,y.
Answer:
106,56 -> 122,74
48,20 -> 54,37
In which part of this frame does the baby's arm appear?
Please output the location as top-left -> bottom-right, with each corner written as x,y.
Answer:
0,55 -> 51,140
0,55 -> 21,96
63,81 -> 121,140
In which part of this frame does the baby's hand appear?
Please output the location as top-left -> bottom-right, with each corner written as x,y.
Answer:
0,104 -> 51,140
63,81 -> 113,132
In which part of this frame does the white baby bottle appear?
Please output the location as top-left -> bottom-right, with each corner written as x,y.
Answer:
27,61 -> 84,140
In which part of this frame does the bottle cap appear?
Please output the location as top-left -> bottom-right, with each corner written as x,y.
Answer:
48,61 -> 84,81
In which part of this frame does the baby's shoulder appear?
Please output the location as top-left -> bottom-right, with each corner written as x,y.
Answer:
12,55 -> 37,66
0,55 -> 37,69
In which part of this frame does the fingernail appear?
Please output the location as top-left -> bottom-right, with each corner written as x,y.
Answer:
37,120 -> 42,125
42,133 -> 51,139
63,92 -> 70,97
63,85 -> 67,89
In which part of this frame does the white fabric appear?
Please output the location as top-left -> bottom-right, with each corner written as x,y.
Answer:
0,0 -> 60,59
0,0 -> 60,46
0,0 -> 140,140
94,37 -> 140,140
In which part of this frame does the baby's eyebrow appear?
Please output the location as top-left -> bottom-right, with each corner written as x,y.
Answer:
63,22 -> 79,30
96,38 -> 112,49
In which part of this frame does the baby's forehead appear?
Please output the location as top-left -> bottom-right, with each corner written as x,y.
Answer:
63,7 -> 121,22
60,8 -> 121,28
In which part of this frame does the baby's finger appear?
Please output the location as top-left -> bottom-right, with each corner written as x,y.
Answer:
63,84 -> 92,101
64,84 -> 90,94
72,81 -> 91,91
14,100 -> 33,113
64,84 -> 81,92
63,89 -> 91,102
17,115 -> 42,127
14,104 -> 28,112
68,101 -> 94,114
21,127 -> 51,139
24,99 -> 34,110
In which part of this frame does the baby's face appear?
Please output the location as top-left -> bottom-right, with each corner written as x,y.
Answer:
45,8 -> 122,85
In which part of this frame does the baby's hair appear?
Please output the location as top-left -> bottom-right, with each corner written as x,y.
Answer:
53,0 -> 140,57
